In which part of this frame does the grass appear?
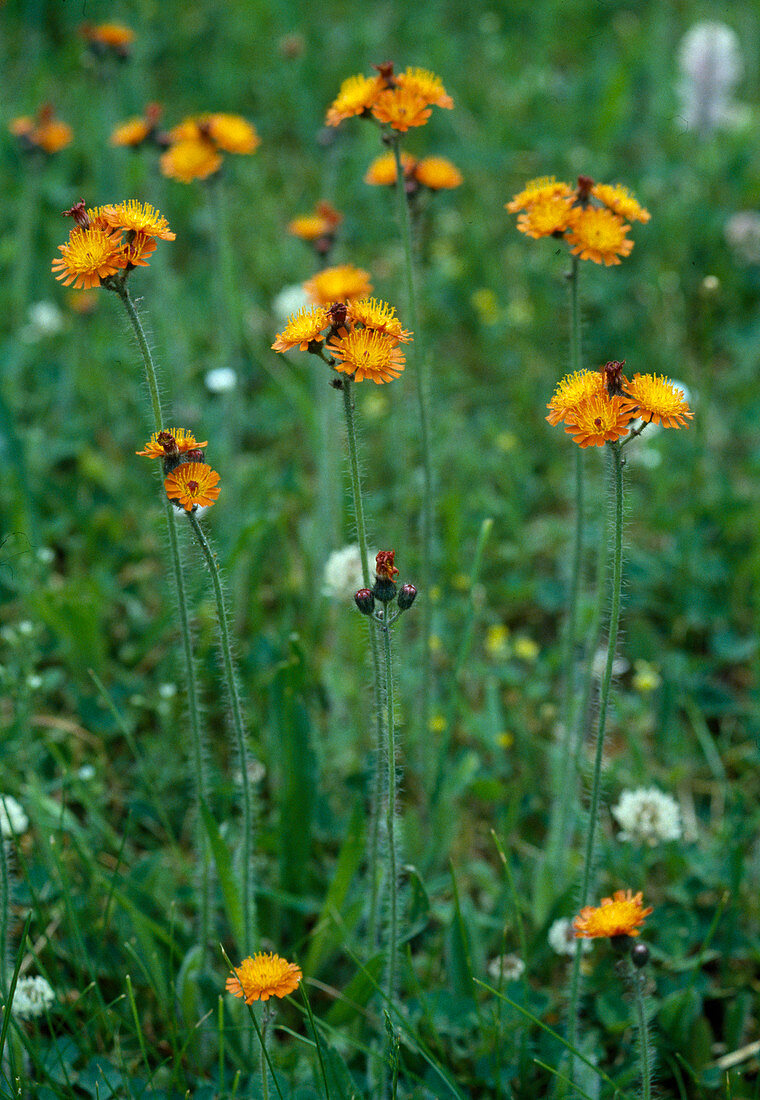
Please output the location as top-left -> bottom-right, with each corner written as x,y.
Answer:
2,1 -> 760,1096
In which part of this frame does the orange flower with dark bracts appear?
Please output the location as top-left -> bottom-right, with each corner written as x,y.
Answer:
272,306 -> 331,352
365,151 -> 416,186
567,207 -> 633,266
395,67 -> 453,109
371,86 -> 432,132
100,201 -> 176,240
136,429 -> 208,459
592,182 -> 650,224
624,374 -> 693,428
375,550 -> 399,581
287,201 -> 342,242
164,462 -> 220,512
325,73 -> 385,126
415,156 -> 462,190
51,227 -> 125,290
226,953 -> 302,1003
111,104 -> 163,148
10,104 -> 72,155
562,393 -> 636,448
160,138 -> 222,183
546,370 -> 607,426
202,113 -> 260,154
573,890 -> 653,939
326,63 -> 452,129
81,22 -> 135,57
304,264 -> 372,307
325,328 -> 406,384
52,199 -> 174,289
346,298 -> 413,343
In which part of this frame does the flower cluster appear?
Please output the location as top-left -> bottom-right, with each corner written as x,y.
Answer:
11,976 -> 56,1020
547,361 -> 693,448
326,62 -> 453,131
51,200 -> 175,291
573,889 -> 653,940
160,113 -> 260,183
80,21 -> 135,59
273,296 -> 412,385
355,550 -> 418,618
136,429 -> 221,514
226,952 -> 302,1003
612,787 -> 682,845
365,151 -> 462,193
507,175 -> 650,266
287,201 -> 343,257
9,104 -> 72,156
111,103 -> 164,148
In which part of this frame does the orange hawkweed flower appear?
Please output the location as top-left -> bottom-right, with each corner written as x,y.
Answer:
111,118 -> 151,147
573,890 -> 653,939
137,429 -> 208,459
395,67 -> 453,109
516,194 -> 576,239
226,952 -> 302,1004
624,373 -> 693,428
100,200 -> 176,240
562,393 -> 636,448
51,226 -> 125,290
325,73 -> 384,126
10,104 -> 72,155
592,182 -> 650,224
506,176 -> 574,214
81,22 -> 135,56
566,207 -> 634,266
304,264 -> 372,307
326,328 -> 406,384
546,370 -> 606,426
370,86 -> 432,131
271,305 -> 330,352
164,462 -> 220,512
364,151 -> 416,186
202,113 -> 260,155
160,139 -> 221,183
415,156 -> 462,190
287,201 -> 342,241
346,297 -> 413,343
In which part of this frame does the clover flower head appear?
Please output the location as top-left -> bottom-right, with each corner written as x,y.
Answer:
11,976 -> 55,1020
0,795 -> 29,838
612,787 -> 682,845
548,918 -> 593,956
323,544 -> 375,600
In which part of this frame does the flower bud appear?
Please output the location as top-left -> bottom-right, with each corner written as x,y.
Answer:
630,942 -> 649,969
184,448 -> 206,464
397,583 -> 418,610
373,550 -> 399,603
354,588 -> 375,615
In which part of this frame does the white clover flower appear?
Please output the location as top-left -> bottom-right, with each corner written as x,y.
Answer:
0,795 -> 29,838
725,211 -> 760,264
591,648 -> 629,680
548,917 -> 592,957
77,764 -> 96,782
677,22 -> 745,134
486,953 -> 525,982
272,283 -> 310,322
158,682 -> 177,699
19,301 -> 64,343
11,976 -> 55,1019
204,366 -> 238,393
322,544 -> 374,602
612,787 -> 682,845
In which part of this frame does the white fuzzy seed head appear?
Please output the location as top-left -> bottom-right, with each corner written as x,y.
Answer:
612,786 -> 682,845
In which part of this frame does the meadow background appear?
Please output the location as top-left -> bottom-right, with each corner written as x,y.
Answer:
2,0 -> 760,1096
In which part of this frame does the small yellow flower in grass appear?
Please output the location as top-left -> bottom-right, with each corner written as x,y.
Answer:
429,714 -> 447,733
563,393 -> 636,448
486,624 -> 510,657
226,952 -> 302,1003
513,636 -> 539,661
546,369 -> 606,426
632,660 -> 662,693
51,226 -> 124,289
136,429 -> 208,459
164,463 -> 221,512
160,139 -> 222,183
271,305 -> 331,352
395,67 -> 454,109
506,176 -> 574,213
624,373 -> 693,429
415,156 -> 463,190
347,298 -> 413,343
326,328 -> 406,384
592,182 -> 651,224
566,207 -> 634,266
325,73 -> 384,127
573,889 -> 653,939
365,151 -> 416,186
304,264 -> 373,307
202,113 -> 260,155
371,86 -> 432,132
100,201 -> 176,241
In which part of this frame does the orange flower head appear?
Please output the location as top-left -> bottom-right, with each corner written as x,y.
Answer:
100,200 -> 175,240
346,297 -> 412,343
202,113 -> 260,154
396,67 -> 453,109
364,151 -> 416,186
11,105 -> 72,154
562,393 -> 636,448
573,889 -> 653,939
506,176 -> 573,214
326,328 -> 406,384
51,226 -> 125,290
164,462 -> 220,512
516,194 -> 575,239
624,373 -> 693,429
325,73 -> 384,126
546,370 -> 605,426
304,264 -> 373,307
226,952 -> 302,1004
111,118 -> 151,147
272,305 -> 330,353
136,429 -> 208,459
566,207 -> 634,266
592,182 -> 650,224
121,232 -> 157,269
81,21 -> 135,55
371,86 -> 432,131
415,156 -> 463,190
160,138 -> 222,183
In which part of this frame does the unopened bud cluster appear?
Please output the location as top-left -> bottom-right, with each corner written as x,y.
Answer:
355,551 -> 417,623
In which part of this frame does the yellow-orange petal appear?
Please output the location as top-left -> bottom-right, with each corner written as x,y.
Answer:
51,226 -> 124,290
226,953 -> 302,1003
624,373 -> 693,428
364,151 -> 416,186
562,393 -> 636,448
136,429 -> 208,458
370,86 -> 432,132
325,73 -> 384,126
326,328 -> 406,384
303,264 -> 372,307
272,305 -> 330,352
573,890 -> 653,938
566,207 -> 634,266
164,462 -> 220,512
160,138 -> 222,183
592,182 -> 651,224
415,156 -> 462,190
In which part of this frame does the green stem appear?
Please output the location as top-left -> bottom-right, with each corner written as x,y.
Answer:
260,1007 -> 270,1100
340,379 -> 384,947
115,283 -> 211,962
566,441 -> 625,1079
187,512 -> 254,954
631,961 -> 652,1100
0,833 -> 9,992
391,137 -> 434,763
381,621 -> 399,1011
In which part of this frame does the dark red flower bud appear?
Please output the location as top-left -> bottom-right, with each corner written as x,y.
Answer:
603,359 -> 626,396
328,301 -> 348,331
630,942 -> 649,969
576,175 -> 595,202
62,200 -> 91,229
354,588 -> 375,615
373,550 -> 399,603
397,583 -> 418,610
184,449 -> 206,464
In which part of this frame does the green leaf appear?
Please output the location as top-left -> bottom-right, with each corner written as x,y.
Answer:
200,800 -> 245,949
305,799 -> 365,977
